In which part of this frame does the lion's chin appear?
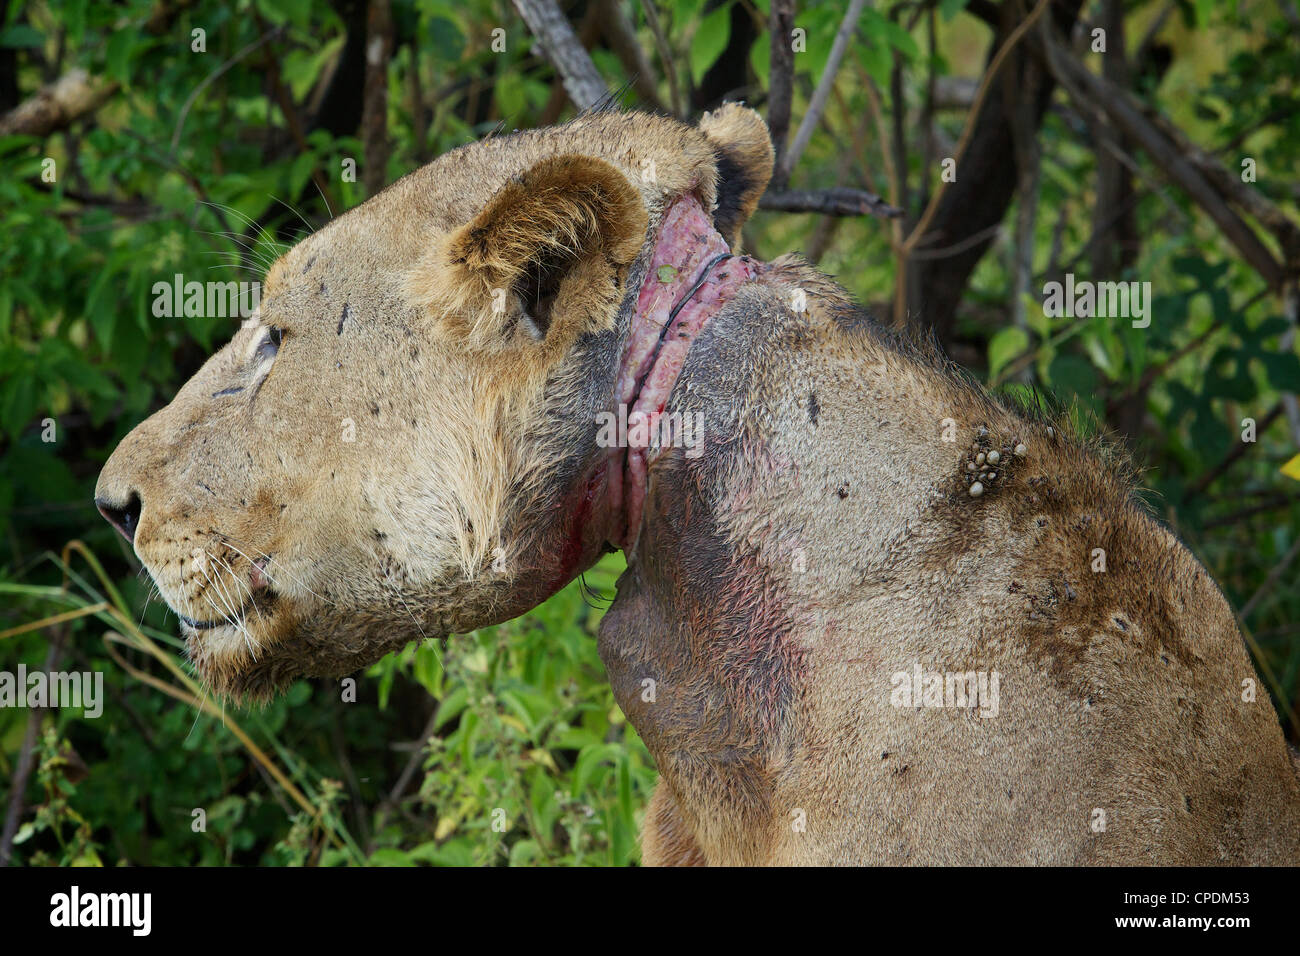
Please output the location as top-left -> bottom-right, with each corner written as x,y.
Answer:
183,611 -> 440,703
184,621 -> 297,703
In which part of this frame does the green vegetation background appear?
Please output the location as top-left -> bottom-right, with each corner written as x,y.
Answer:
1,0 -> 1297,865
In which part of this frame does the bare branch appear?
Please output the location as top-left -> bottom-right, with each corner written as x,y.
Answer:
1184,402 -> 1284,502
759,186 -> 902,219
171,26 -> 285,154
597,0 -> 668,112
639,0 -> 682,116
1040,21 -> 1288,287
0,68 -> 117,137
362,0 -> 393,197
512,0 -> 607,110
767,0 -> 796,181
1240,534 -> 1300,621
900,0 -> 1051,263
776,0 -> 869,185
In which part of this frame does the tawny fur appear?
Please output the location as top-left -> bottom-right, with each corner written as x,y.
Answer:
97,105 -> 1300,864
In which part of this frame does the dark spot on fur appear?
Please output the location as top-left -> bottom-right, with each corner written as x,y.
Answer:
808,391 -> 820,425
337,303 -> 352,335
1113,616 -> 1129,631
212,386 -> 244,397
837,483 -> 849,499
370,402 -> 380,416
301,255 -> 317,273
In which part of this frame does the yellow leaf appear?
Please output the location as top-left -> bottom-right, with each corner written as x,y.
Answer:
498,715 -> 528,735
1282,453 -> 1300,481
529,749 -> 560,774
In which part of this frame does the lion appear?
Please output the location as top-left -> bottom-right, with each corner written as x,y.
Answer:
96,104 -> 1300,865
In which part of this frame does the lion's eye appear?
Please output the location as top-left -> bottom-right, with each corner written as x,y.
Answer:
255,326 -> 283,364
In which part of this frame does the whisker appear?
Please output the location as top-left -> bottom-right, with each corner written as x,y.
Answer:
214,554 -> 267,629
198,558 -> 258,659
312,177 -> 335,220
269,194 -> 318,236
216,532 -> 335,610
198,201 -> 288,268
137,581 -> 161,630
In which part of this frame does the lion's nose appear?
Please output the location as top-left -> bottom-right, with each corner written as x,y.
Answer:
96,492 -> 143,544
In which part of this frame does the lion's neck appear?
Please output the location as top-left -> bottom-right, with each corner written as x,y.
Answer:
606,194 -> 770,552
598,264 -> 971,863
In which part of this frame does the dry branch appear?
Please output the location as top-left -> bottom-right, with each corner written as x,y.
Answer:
1039,22 -> 1290,287
512,0 -> 607,110
597,0 -> 668,113
362,0 -> 394,197
775,0 -> 870,186
760,187 -> 903,219
767,0 -> 796,179
0,69 -> 117,137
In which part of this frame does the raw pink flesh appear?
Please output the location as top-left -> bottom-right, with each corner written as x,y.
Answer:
612,195 -> 762,548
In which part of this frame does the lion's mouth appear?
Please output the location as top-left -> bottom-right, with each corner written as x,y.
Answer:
610,193 -> 764,549
178,613 -> 229,631
173,551 -> 279,644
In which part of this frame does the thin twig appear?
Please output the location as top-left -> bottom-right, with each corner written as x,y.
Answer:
170,26 -> 285,154
775,0 -> 870,185
1240,536 -> 1300,621
759,186 -> 903,219
767,0 -> 796,182
513,0 -> 607,110
1183,402 -> 1284,502
899,0 -> 1051,261
639,0 -> 682,116
597,0 -> 667,112
0,625 -> 66,866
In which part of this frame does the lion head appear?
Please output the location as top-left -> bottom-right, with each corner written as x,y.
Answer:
94,105 -> 774,699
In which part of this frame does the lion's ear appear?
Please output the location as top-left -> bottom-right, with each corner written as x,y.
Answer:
698,103 -> 774,248
414,154 -> 647,353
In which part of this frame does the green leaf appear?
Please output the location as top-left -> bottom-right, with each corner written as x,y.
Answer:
1047,354 -> 1100,409
105,30 -> 136,87
690,3 -> 732,87
749,32 -> 771,89
366,848 -> 415,866
0,25 -> 45,48
427,16 -> 465,62
987,326 -> 1029,380
939,0 -> 971,21
1258,351 -> 1300,391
